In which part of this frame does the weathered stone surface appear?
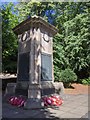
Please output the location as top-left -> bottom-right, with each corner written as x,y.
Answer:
12,16 -> 58,99
41,81 -> 64,96
15,82 -> 29,96
5,81 -> 64,97
41,81 -> 55,96
16,81 -> 29,90
53,82 -> 64,95
24,98 -> 43,109
5,83 -> 16,95
28,84 -> 41,99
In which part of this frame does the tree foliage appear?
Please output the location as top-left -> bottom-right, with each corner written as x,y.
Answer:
2,3 -> 18,73
2,2 -> 90,81
59,68 -> 77,83
53,2 -> 90,80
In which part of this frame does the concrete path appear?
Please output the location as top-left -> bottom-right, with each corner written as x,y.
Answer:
47,94 -> 89,119
2,94 -> 89,119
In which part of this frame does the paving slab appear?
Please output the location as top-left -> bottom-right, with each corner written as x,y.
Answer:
60,112 -> 83,118
69,106 -> 88,116
59,106 -> 75,112
2,94 -> 89,119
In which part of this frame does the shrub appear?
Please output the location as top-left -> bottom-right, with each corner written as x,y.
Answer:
59,68 -> 77,83
82,77 -> 90,85
54,66 -> 61,82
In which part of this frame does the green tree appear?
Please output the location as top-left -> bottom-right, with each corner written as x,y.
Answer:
2,3 -> 18,73
53,2 -> 90,80
2,2 -> 90,81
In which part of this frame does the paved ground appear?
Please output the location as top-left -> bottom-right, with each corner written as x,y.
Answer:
47,94 -> 89,119
2,93 -> 89,119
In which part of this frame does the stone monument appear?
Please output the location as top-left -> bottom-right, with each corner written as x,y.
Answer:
12,15 -> 58,108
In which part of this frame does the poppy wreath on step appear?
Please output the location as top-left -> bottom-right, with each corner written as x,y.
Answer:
42,95 -> 63,107
8,96 -> 26,107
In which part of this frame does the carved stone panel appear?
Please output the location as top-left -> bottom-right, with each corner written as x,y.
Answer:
41,32 -> 52,54
19,39 -> 31,53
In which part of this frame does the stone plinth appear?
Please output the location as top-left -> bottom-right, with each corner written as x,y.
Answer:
5,83 -> 16,95
15,82 -> 29,96
25,84 -> 42,109
41,81 -> 64,96
53,82 -> 64,95
28,84 -> 41,99
41,81 -> 55,96
24,98 -> 43,109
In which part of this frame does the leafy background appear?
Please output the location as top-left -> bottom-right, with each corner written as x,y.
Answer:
1,2 -> 90,83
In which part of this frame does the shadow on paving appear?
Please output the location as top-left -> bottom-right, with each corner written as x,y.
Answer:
2,101 -> 89,120
2,93 -> 89,120
2,99 -> 61,119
